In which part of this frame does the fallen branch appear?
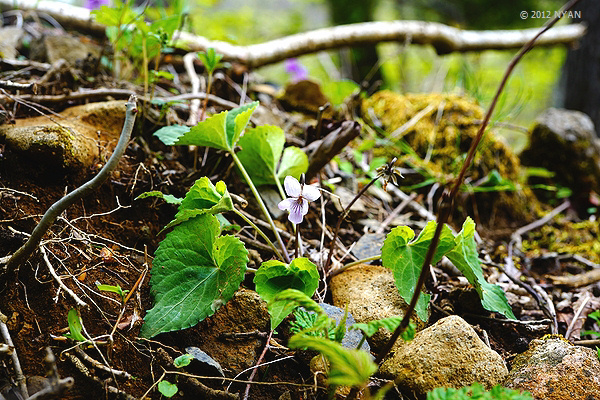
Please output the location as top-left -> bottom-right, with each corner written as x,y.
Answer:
0,311 -> 28,397
28,348 -> 74,400
0,0 -> 586,68
2,95 -> 137,270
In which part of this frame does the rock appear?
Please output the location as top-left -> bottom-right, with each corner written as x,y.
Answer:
0,101 -> 127,174
520,108 -> 600,208
30,34 -> 101,65
504,336 -> 600,399
351,233 -> 386,260
379,315 -> 508,399
261,187 -> 285,219
330,264 -> 426,351
0,27 -> 25,59
279,80 -> 330,115
333,186 -> 366,214
319,303 -> 370,352
173,289 -> 271,374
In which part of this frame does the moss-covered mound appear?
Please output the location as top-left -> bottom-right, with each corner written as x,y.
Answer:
362,91 -> 540,228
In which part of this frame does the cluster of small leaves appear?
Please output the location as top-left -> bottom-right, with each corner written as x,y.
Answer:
92,0 -> 180,71
427,383 -> 533,399
270,289 -> 376,389
382,217 -> 515,321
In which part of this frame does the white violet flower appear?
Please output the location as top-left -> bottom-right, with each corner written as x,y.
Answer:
278,175 -> 320,224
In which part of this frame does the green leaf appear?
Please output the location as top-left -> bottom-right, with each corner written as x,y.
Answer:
270,289 -> 326,316
278,147 -> 309,182
153,125 -> 191,146
381,222 -> 455,321
174,354 -> 194,368
64,309 -> 86,342
157,102 -> 258,152
198,48 -> 225,73
157,380 -> 178,397
140,214 -> 248,338
237,126 -> 284,186
322,80 -> 360,107
237,125 -> 308,187
96,284 -> 129,303
351,317 -> 415,342
227,101 -> 258,149
162,177 -> 234,231
255,258 -> 319,329
136,191 -> 183,205
445,217 -> 516,320
288,334 -> 377,387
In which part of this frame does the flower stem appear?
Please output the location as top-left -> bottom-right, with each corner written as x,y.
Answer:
231,152 -> 290,263
295,225 -> 300,259
324,175 -> 380,273
233,208 -> 284,261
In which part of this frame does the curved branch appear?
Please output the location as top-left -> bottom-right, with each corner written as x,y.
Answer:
4,95 -> 138,270
0,0 -> 587,68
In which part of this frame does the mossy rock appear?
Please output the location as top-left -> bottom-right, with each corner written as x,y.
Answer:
362,91 -> 541,228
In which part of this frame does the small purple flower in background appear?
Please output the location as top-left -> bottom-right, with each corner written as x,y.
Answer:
284,58 -> 308,82
85,0 -> 110,10
278,175 -> 320,224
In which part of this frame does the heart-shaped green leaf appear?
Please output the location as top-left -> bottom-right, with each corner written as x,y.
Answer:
445,217 -> 516,319
154,102 -> 258,152
382,221 -> 455,321
140,214 -> 248,338
255,258 -> 319,329
237,125 -> 308,187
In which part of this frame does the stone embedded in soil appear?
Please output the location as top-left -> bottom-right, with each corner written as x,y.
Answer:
173,288 -> 271,374
0,100 -> 127,172
379,315 -> 508,399
504,337 -> 600,399
319,303 -> 370,352
30,33 -> 102,65
330,264 -> 426,352
520,108 -> 600,207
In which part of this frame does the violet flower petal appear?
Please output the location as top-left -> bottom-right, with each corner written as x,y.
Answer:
302,184 -> 321,202
284,175 -> 302,197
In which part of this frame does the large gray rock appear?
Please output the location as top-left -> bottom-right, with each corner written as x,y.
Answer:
504,337 -> 600,399
380,315 -> 508,399
330,264 -> 426,351
520,108 -> 600,206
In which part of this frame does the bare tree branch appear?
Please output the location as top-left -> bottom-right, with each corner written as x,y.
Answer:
0,0 -> 586,68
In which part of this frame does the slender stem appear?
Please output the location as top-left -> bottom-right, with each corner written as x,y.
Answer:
0,312 -> 27,398
295,225 -> 300,259
200,72 -> 213,122
233,208 -> 284,261
324,175 -> 380,273
231,152 -> 290,263
5,95 -> 138,269
374,0 -> 581,366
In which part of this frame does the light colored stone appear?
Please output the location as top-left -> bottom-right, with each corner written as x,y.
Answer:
504,337 -> 600,399
379,315 -> 508,398
0,101 -> 126,171
330,264 -> 426,351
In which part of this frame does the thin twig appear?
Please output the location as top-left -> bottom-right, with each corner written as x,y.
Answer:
0,311 -> 28,397
565,292 -> 591,341
243,330 -> 274,400
4,95 -> 138,269
27,348 -> 74,400
40,245 -> 87,307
